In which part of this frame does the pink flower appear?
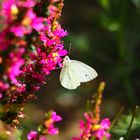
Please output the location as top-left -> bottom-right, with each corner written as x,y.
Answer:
43,111 -> 62,135
32,17 -> 44,31
8,49 -> 25,84
48,5 -> 58,18
72,112 -> 111,140
17,0 -> 35,8
95,130 -> 111,140
0,80 -> 9,91
100,118 -> 111,129
26,9 -> 44,31
53,28 -> 68,38
9,59 -> 24,84
10,9 -> 44,37
40,21 -> 68,46
47,125 -> 59,135
0,93 -> 3,99
27,131 -> 38,140
16,83 -> 26,93
10,26 -> 27,37
51,111 -> 62,122
1,0 -> 16,21
94,118 -> 111,139
79,120 -> 85,129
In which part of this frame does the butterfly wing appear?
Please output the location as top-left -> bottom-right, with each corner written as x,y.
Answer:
70,60 -> 98,83
60,63 -> 81,90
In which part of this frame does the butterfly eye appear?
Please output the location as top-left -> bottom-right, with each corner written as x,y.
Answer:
64,56 -> 70,62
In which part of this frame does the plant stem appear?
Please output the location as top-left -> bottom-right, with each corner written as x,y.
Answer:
108,107 -> 124,131
125,106 -> 139,140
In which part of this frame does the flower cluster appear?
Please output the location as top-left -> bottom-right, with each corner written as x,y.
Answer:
0,0 -> 67,126
1,0 -> 44,37
27,110 -> 62,140
72,82 -> 111,140
72,112 -> 111,140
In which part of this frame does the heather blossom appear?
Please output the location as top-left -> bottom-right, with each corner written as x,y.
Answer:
72,82 -> 111,140
27,131 -> 48,140
10,9 -> 44,37
27,131 -> 38,140
72,112 -> 111,140
7,48 -> 25,84
27,110 -> 62,139
1,0 -> 44,37
43,110 -> 62,135
93,118 -> 111,139
0,0 -> 67,126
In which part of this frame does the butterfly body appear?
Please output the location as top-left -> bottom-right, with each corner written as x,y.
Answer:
60,56 -> 98,90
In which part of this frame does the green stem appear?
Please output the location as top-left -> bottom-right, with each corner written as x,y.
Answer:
108,107 -> 124,131
125,106 -> 139,140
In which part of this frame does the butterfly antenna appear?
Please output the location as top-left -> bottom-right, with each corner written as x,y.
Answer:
68,43 -> 72,56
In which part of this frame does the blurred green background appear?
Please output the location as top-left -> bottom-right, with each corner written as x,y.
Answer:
1,0 -> 140,139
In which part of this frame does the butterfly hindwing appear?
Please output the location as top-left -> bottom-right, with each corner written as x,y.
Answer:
60,63 -> 80,89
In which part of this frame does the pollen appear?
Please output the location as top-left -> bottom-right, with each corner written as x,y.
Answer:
11,4 -> 19,15
52,52 -> 58,57
44,118 -> 53,127
92,124 -> 101,130
22,17 -> 31,26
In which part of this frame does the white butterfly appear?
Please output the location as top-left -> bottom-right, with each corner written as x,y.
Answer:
60,56 -> 98,90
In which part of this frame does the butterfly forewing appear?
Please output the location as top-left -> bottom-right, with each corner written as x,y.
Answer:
70,60 -> 98,83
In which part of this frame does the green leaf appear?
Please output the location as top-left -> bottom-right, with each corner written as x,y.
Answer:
99,0 -> 110,9
111,107 -> 140,136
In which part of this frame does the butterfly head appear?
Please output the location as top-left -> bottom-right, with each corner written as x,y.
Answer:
63,56 -> 71,66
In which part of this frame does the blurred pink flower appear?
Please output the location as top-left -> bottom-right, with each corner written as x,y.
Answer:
47,125 -> 59,135
26,9 -> 44,31
44,111 -> 62,135
0,80 -> 9,91
51,111 -> 62,122
1,0 -> 16,21
100,118 -> 111,130
39,136 -> 47,140
94,118 -> 111,140
8,48 -> 25,84
27,111 -> 62,139
10,9 -> 44,37
17,0 -> 35,8
9,59 -> 24,84
1,0 -> 44,37
10,26 -> 27,37
0,93 -> 3,99
27,131 -> 38,140
72,112 -> 111,140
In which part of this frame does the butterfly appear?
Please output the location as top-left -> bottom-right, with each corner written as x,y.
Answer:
60,56 -> 98,89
